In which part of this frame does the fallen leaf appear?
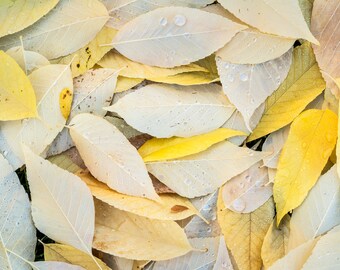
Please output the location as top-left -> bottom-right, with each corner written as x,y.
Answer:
112,7 -> 247,67
106,83 -> 235,138
115,76 -> 144,93
217,191 -> 275,270
0,0 -> 109,59
0,154 -> 36,270
31,261 -> 85,270
138,128 -> 246,162
77,171 -> 200,221
218,0 -> 318,43
288,165 -> 340,250
0,50 -> 37,120
93,199 -> 192,260
147,141 -> 269,198
249,42 -> 326,141
59,87 -> 73,119
69,113 -> 159,201
274,109 -> 337,224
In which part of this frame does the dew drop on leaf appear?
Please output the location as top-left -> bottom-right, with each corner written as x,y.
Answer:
173,14 -> 186,26
232,198 -> 246,211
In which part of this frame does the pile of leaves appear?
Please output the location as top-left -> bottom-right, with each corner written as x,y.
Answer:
0,0 -> 339,269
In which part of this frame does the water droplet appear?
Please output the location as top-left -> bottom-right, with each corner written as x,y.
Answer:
250,98 -> 255,104
184,178 -> 192,185
302,142 -> 307,148
278,65 -> 283,70
248,152 -> 254,156
184,32 -> 191,39
224,63 -> 229,69
3,150 -> 8,156
232,198 -> 246,211
239,182 -> 245,188
255,180 -> 262,187
252,37 -> 257,43
227,74 -> 234,82
159,17 -> 168,26
245,175 -> 251,182
174,14 -> 186,26
240,73 -> 249,81
326,132 -> 333,142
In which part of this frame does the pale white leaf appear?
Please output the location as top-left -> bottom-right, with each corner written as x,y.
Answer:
147,141 -> 269,198
217,48 -> 293,131
301,225 -> 340,270
112,7 -> 247,67
288,165 -> 340,251
106,83 -> 235,138
6,46 -> 50,74
0,154 -> 36,270
23,145 -> 95,255
0,64 -> 72,169
103,0 -> 215,29
47,68 -> 118,156
268,238 -> 318,270
32,261 -> 85,270
185,191 -> 221,239
153,236 -> 229,270
262,126 -> 290,169
69,113 -> 159,201
221,110 -> 249,145
218,0 -> 318,43
222,162 -> 273,213
0,0 -> 109,59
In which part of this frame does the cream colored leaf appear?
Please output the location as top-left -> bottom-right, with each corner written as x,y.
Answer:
222,162 -> 273,213
106,83 -> 235,138
221,110 -> 249,145
98,50 -> 207,79
261,216 -> 290,269
288,165 -> 340,251
103,0 -> 214,29
153,236 -> 232,270
184,191 -> 221,238
217,48 -> 292,131
115,76 -> 144,93
69,113 -> 159,201
268,238 -> 318,270
93,199 -> 192,260
51,26 -> 117,78
32,261 -> 85,270
44,244 -> 111,270
248,42 -> 326,141
0,0 -> 109,59
217,192 -> 275,270
23,145 -> 95,255
218,0 -> 317,43
112,7 -> 247,67
77,171 -> 200,221
147,141 -> 269,198
262,126 -> 290,169
311,0 -> 340,97
0,50 -> 37,121
47,68 -> 118,156
6,46 -> 50,74
0,0 -> 59,38
0,64 -> 72,169
217,28 -> 294,64
301,225 -> 340,269
0,154 -> 36,270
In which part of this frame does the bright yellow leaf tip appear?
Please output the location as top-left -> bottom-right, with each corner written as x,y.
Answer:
0,50 -> 37,120
59,87 -> 73,119
139,128 -> 246,162
274,109 -> 338,225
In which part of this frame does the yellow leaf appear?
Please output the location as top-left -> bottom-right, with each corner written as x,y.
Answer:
0,51 -> 37,120
139,128 -> 246,162
148,71 -> 219,85
59,87 -> 73,119
261,216 -> 290,269
248,42 -> 326,141
93,199 -> 192,260
274,109 -> 337,224
115,76 -> 144,93
98,50 -> 207,79
217,190 -> 275,270
44,244 -> 111,270
76,171 -> 202,221
51,26 -> 117,78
